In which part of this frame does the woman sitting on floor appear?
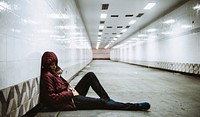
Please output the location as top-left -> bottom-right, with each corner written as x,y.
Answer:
40,51 -> 151,111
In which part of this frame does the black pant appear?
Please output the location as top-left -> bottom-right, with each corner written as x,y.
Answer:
73,72 -> 138,110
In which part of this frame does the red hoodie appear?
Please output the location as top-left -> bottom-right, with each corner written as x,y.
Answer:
40,51 -> 76,111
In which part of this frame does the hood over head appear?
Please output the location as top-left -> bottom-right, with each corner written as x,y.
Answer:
42,51 -> 58,69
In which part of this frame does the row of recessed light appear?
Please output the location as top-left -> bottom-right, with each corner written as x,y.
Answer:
96,4 -> 108,49
96,2 -> 157,49
105,2 -> 157,49
97,14 -> 138,49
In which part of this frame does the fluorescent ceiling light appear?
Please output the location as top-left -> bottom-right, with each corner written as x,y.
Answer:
22,19 -> 38,24
104,44 -> 110,49
100,13 -> 107,18
129,20 -> 136,25
161,32 -> 171,35
116,35 -> 121,37
131,38 -> 139,40
147,29 -> 156,32
38,29 -> 55,33
50,35 -> 66,38
57,25 -> 77,29
113,38 -> 118,40
193,4 -> 200,10
0,1 -> 11,11
98,32 -> 103,35
49,13 -> 69,19
181,25 -> 192,28
96,42 -> 100,49
138,34 -> 147,37
77,40 -> 87,42
99,25 -> 104,29
69,32 -> 80,35
127,40 -> 135,43
121,29 -> 127,32
164,19 -> 175,24
144,3 -> 156,10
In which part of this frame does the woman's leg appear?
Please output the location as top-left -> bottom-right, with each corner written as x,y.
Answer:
73,95 -> 106,110
73,95 -> 150,111
74,72 -> 110,100
74,72 -> 151,111
104,100 -> 151,111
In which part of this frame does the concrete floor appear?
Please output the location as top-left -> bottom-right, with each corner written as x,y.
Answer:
35,60 -> 200,117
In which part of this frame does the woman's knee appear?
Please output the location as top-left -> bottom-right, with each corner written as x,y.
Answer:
86,72 -> 97,80
87,72 -> 95,75
85,72 -> 94,77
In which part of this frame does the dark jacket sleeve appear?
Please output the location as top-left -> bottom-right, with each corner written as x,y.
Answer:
41,72 -> 74,103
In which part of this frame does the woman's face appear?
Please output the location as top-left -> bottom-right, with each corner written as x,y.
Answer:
49,62 -> 57,71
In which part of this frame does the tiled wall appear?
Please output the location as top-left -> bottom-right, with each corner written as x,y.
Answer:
122,60 -> 200,75
0,0 -> 92,116
0,77 -> 39,117
111,0 -> 200,75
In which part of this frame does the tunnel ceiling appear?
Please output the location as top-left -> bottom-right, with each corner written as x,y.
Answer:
75,0 -> 189,49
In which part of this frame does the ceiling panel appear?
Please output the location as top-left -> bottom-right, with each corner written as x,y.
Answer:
75,0 -> 189,49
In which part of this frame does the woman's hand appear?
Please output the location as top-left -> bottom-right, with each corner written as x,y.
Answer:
72,88 -> 79,96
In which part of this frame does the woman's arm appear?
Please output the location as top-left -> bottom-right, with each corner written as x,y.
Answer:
41,73 -> 74,103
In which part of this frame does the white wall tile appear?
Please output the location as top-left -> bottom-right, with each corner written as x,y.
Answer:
0,0 -> 92,90
0,36 -> 6,61
111,0 -> 200,64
